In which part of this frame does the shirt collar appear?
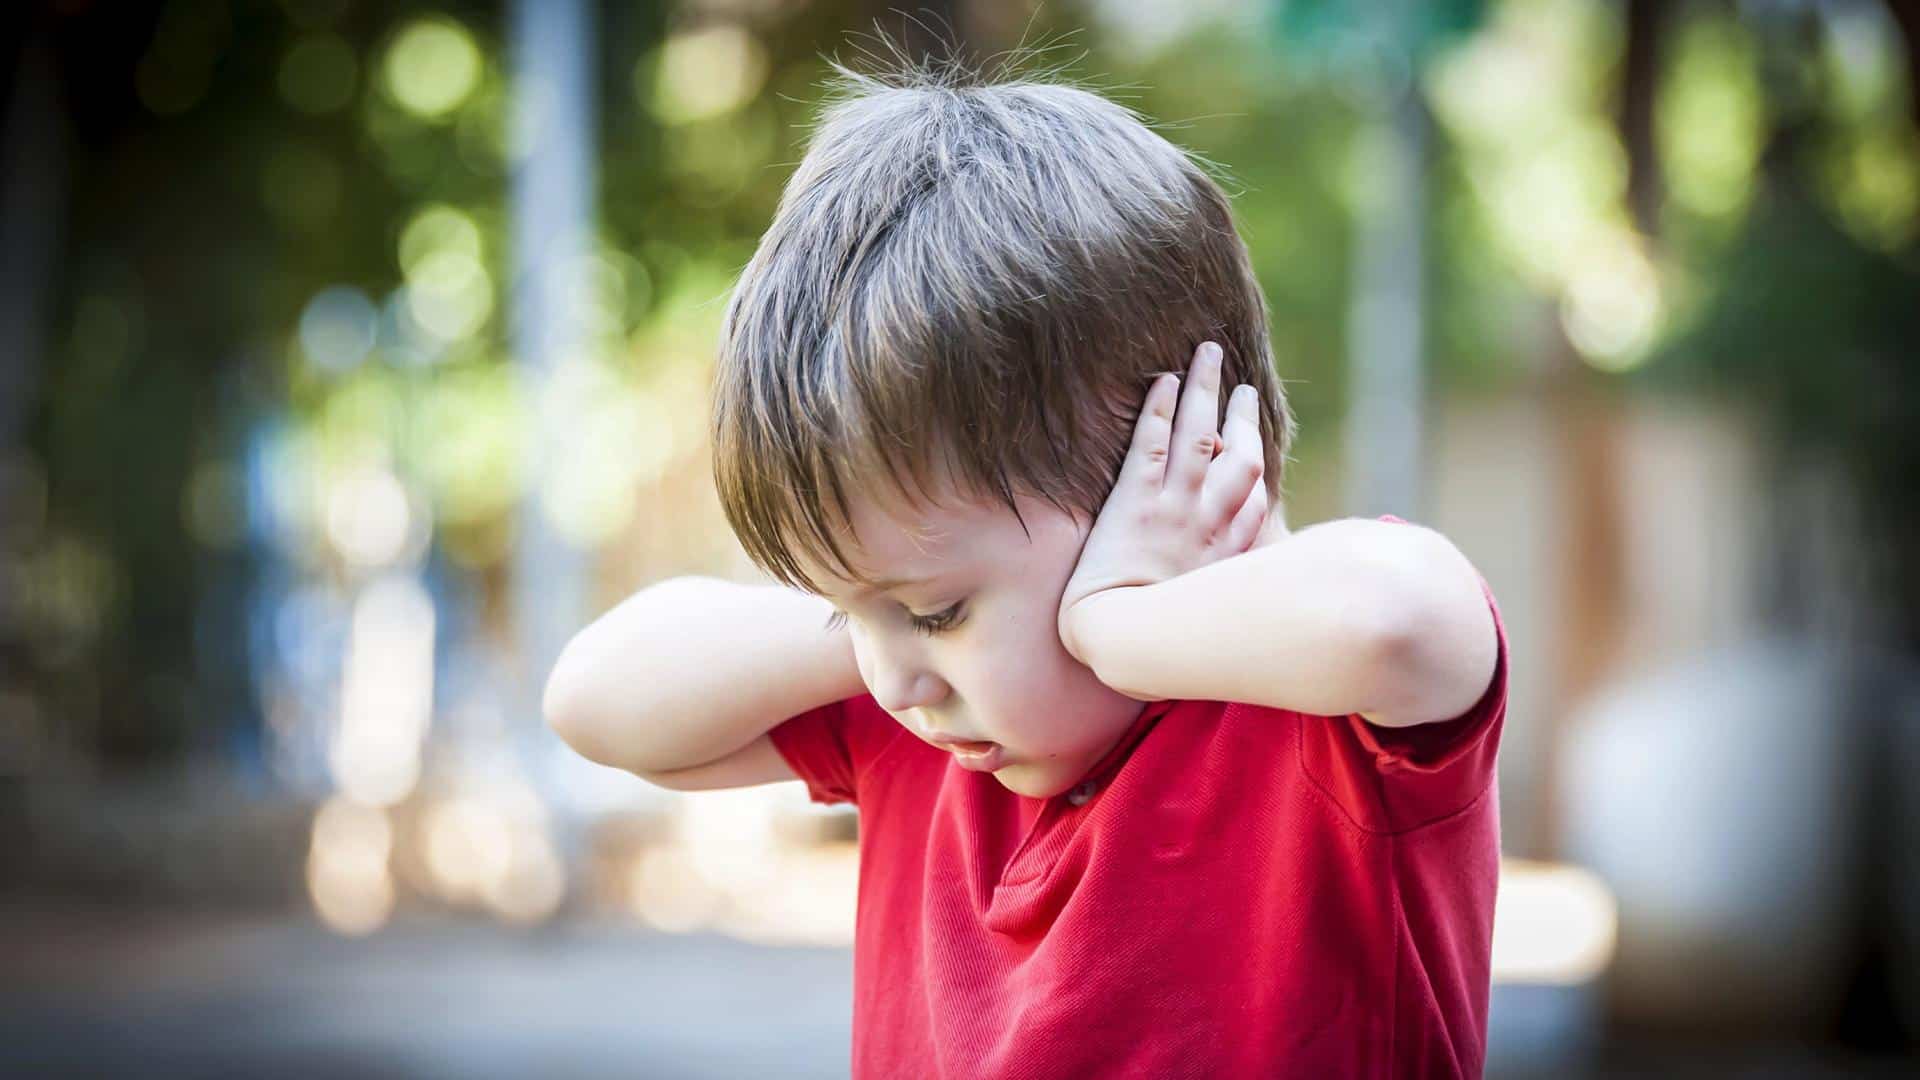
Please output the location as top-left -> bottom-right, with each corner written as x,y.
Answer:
1068,698 -> 1178,795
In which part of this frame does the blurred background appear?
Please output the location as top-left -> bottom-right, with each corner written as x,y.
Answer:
2,0 -> 1918,1076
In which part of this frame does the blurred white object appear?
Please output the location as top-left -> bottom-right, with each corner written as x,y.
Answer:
307,796 -> 395,935
1486,858 -> 1618,1073
330,575 -> 437,807
1492,858 -> 1618,985
1563,635 -> 1863,1032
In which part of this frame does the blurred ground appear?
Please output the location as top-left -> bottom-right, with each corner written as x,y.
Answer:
4,902 -> 1919,1079
0,904 -> 853,1079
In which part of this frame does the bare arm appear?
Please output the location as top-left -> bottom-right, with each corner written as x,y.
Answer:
542,575 -> 865,777
1065,519 -> 1497,727
1055,347 -> 1496,731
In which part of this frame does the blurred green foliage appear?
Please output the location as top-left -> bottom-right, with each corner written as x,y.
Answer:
8,0 -> 1919,767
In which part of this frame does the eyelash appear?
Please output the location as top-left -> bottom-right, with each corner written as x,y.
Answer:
821,603 -> 967,637
910,603 -> 966,636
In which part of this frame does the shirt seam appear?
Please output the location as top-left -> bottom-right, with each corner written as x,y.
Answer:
772,696 -> 915,806
1387,832 -> 1403,1078
1295,714 -> 1498,839
766,724 -> 848,805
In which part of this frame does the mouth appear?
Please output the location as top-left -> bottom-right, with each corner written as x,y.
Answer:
941,739 -> 997,754
945,741 -> 1005,772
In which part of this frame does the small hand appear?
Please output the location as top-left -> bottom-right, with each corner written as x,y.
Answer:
1057,340 -> 1271,668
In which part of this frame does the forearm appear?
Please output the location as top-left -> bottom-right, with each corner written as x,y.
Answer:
1066,519 -> 1417,715
543,575 -> 864,773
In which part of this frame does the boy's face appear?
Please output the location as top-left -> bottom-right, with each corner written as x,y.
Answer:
799,484 -> 1147,799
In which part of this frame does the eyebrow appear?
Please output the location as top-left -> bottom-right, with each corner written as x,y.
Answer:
813,572 -> 945,605
850,574 -> 940,600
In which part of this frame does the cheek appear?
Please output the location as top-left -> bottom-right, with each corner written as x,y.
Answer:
964,619 -> 1105,741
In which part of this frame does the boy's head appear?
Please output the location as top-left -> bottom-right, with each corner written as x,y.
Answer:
713,50 -> 1295,797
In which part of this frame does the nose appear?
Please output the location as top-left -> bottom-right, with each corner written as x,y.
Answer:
870,664 -> 948,716
860,642 -> 949,716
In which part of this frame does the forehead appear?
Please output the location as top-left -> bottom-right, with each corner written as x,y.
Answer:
802,489 -> 1002,594
800,475 -> 1084,598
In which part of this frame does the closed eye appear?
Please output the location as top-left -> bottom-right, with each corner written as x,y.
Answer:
821,602 -> 968,636
909,602 -> 966,637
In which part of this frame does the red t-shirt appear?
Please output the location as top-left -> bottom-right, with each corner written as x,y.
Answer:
769,551 -> 1509,1078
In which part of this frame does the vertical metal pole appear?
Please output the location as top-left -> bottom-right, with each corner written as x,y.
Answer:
509,0 -> 595,723
1343,20 -> 1428,520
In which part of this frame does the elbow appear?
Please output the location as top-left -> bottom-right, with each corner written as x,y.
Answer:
1335,610 -> 1429,727
542,634 -> 616,766
545,575 -> 749,773
1363,607 -> 1425,685
1350,535 -> 1479,724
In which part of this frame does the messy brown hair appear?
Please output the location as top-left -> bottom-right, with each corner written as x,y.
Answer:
712,43 -> 1296,594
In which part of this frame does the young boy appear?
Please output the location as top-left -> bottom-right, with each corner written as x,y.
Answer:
545,56 -> 1507,1078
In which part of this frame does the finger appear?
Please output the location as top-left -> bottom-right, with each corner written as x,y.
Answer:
1222,482 -> 1269,552
1200,384 -> 1263,522
1116,372 -> 1180,490
1218,381 -> 1260,463
1167,342 -> 1223,493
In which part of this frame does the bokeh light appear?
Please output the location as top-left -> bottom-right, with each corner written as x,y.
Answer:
323,465 -> 415,569
398,203 -> 484,277
644,24 -> 770,125
329,575 -> 435,807
1658,16 -> 1764,221
1561,227 -> 1662,370
423,795 -> 514,901
298,286 -> 379,372
536,364 -> 678,547
317,372 -> 403,468
307,796 -> 396,936
383,16 -> 483,120
412,364 -> 526,529
1827,130 -> 1920,251
404,251 -> 494,343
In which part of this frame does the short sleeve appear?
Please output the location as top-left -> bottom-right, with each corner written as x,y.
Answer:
765,692 -> 903,807
1299,525 -> 1510,834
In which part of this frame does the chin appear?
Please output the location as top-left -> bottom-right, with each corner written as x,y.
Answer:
989,761 -> 1079,800
991,774 -> 1062,799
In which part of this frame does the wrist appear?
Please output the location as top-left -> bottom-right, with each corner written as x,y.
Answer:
1058,586 -> 1139,673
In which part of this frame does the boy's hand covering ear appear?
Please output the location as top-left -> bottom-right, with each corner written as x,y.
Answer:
1057,341 -> 1272,669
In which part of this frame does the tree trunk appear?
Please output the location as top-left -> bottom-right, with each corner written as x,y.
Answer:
1535,0 -> 1667,858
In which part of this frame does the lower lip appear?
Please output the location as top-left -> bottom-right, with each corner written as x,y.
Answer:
948,744 -> 1005,772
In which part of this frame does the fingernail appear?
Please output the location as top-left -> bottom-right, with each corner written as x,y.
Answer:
1201,341 -> 1222,365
